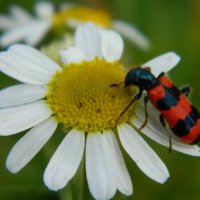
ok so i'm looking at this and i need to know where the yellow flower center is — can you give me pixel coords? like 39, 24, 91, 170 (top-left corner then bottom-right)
53, 6, 111, 28
47, 58, 138, 132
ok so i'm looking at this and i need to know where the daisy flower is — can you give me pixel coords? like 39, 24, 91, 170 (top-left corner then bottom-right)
0, 23, 199, 200
0, 1, 150, 49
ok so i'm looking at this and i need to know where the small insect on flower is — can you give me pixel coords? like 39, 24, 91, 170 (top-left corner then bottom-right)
111, 63, 200, 150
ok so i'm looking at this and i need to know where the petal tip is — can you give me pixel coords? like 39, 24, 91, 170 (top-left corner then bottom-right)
5, 160, 18, 174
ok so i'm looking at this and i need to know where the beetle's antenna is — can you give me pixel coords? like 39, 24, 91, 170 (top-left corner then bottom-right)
127, 56, 133, 66
115, 90, 143, 125
110, 81, 124, 87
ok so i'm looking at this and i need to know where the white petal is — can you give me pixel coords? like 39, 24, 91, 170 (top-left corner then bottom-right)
0, 84, 48, 108
0, 25, 34, 47
142, 52, 181, 77
118, 123, 169, 183
8, 44, 61, 72
100, 30, 123, 62
75, 22, 102, 60
0, 7, 33, 46
0, 15, 15, 30
86, 132, 116, 200
35, 1, 54, 18
25, 20, 52, 46
44, 129, 85, 191
0, 100, 52, 135
0, 44, 61, 85
60, 46, 86, 64
6, 117, 57, 173
104, 130, 133, 196
111, 20, 150, 50
132, 105, 200, 156
10, 6, 32, 23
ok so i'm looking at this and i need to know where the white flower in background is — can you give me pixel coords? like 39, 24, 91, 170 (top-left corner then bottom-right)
0, 23, 199, 200
0, 2, 53, 47
41, 34, 74, 64
0, 1, 150, 49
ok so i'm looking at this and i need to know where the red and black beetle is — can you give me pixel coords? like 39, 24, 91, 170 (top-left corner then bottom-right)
111, 67, 200, 147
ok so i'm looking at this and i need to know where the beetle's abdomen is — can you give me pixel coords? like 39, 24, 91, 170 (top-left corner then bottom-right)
147, 76, 200, 144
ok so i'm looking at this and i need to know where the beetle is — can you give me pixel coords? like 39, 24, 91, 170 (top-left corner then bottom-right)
111, 67, 200, 148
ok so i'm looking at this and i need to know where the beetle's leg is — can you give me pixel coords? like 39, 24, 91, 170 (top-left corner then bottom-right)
181, 86, 190, 97
159, 114, 172, 153
157, 72, 165, 79
159, 114, 166, 127
116, 90, 143, 125
139, 96, 149, 130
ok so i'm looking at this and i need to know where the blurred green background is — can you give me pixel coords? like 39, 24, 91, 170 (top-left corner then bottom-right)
0, 0, 200, 200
